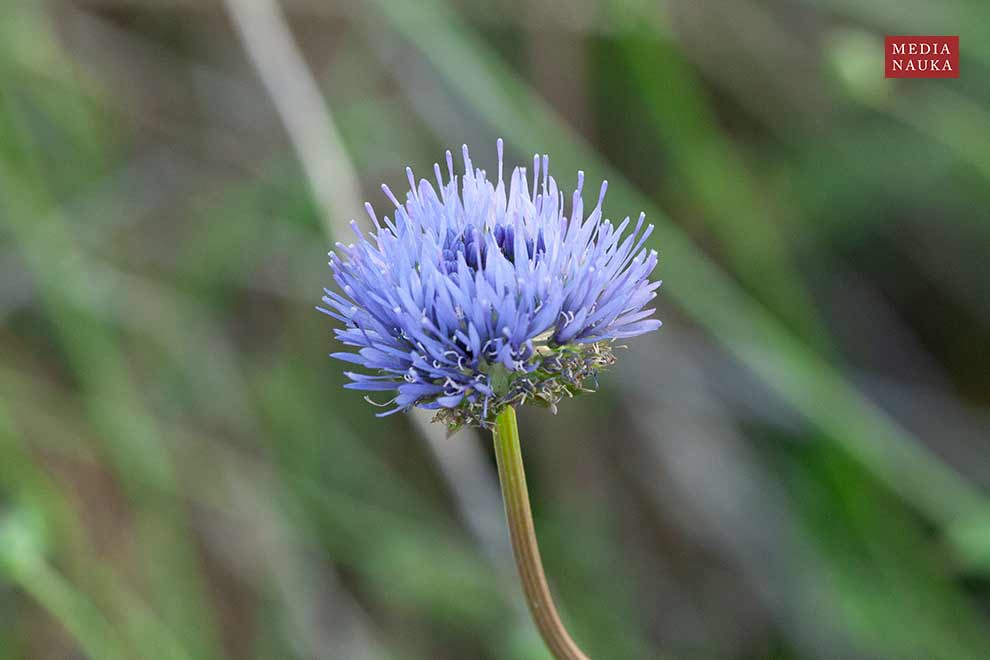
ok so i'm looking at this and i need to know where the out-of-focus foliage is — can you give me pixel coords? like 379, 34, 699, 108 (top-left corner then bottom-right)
1, 1, 988, 658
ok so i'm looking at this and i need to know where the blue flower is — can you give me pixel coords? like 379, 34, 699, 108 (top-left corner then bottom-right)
319, 141, 661, 429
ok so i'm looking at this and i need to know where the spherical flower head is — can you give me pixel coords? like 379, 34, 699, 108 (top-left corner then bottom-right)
319, 141, 662, 430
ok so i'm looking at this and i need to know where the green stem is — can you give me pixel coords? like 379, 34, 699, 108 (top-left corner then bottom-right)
492, 406, 590, 660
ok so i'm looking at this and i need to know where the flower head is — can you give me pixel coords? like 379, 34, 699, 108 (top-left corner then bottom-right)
319, 141, 661, 429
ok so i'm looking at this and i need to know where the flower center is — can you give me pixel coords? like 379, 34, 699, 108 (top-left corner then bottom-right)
441, 224, 546, 273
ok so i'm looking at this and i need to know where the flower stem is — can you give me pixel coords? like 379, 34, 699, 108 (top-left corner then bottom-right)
492, 406, 590, 660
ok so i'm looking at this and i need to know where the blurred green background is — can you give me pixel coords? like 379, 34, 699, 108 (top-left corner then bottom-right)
1, 1, 989, 658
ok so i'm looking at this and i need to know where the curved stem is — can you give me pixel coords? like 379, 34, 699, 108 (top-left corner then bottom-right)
492, 406, 590, 660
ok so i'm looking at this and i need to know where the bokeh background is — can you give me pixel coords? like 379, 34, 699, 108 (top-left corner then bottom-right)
2, 1, 989, 658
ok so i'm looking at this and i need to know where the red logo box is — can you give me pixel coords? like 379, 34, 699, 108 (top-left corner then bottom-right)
885, 36, 959, 78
